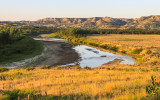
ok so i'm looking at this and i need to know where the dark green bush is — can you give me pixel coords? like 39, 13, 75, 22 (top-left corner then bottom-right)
121, 50, 126, 54
146, 76, 159, 95
140, 68, 149, 72
109, 46, 119, 52
13, 72, 23, 79
151, 61, 158, 65
124, 68, 135, 72
153, 67, 159, 72
100, 44, 107, 49
131, 48, 143, 54
146, 50, 152, 54
57, 67, 61, 70
72, 65, 81, 69
0, 67, 9, 72
124, 68, 129, 72
106, 68, 111, 70
2, 89, 37, 100
26, 66, 35, 71
40, 65, 51, 69
84, 66, 92, 70
0, 74, 8, 80
89, 42, 99, 47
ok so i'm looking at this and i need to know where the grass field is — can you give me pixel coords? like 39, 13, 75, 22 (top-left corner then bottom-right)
87, 34, 160, 48
87, 34, 160, 66
1, 34, 160, 100
0, 66, 159, 100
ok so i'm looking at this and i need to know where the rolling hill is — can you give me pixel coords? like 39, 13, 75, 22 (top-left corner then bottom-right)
1, 15, 160, 29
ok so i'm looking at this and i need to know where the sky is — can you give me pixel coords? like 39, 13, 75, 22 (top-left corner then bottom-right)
0, 0, 160, 21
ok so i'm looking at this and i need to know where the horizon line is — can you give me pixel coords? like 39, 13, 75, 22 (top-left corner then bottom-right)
0, 15, 159, 22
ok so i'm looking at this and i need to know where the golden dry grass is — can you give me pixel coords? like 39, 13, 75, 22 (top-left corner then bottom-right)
0, 66, 159, 100
1, 34, 160, 99
87, 34, 160, 66
88, 34, 160, 48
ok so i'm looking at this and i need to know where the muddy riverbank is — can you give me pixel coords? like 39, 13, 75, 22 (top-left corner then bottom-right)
4, 39, 80, 68
38, 41, 79, 66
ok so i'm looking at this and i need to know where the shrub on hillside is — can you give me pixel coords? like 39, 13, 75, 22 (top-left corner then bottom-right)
2, 89, 37, 100
84, 66, 92, 70
152, 67, 159, 72
40, 65, 51, 69
89, 42, 99, 47
100, 44, 107, 49
121, 50, 126, 54
110, 46, 119, 52
69, 64, 81, 69
146, 50, 152, 54
57, 67, 61, 70
26, 66, 35, 71
0, 67, 9, 72
131, 48, 143, 54
146, 76, 159, 99
0, 74, 7, 81
151, 61, 158, 66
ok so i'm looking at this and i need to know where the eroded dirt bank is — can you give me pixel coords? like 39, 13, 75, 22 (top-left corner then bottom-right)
38, 41, 79, 66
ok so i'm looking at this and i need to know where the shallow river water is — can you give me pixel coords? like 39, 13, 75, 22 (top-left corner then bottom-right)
68, 45, 136, 67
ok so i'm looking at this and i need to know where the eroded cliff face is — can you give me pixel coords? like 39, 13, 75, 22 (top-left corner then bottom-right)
123, 15, 160, 29
2, 15, 160, 29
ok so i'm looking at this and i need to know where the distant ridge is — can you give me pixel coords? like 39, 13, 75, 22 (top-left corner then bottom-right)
1, 15, 160, 29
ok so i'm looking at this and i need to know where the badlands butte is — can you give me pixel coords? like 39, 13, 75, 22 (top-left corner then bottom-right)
1, 15, 160, 29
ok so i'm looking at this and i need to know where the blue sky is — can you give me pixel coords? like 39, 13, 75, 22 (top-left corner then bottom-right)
0, 0, 160, 21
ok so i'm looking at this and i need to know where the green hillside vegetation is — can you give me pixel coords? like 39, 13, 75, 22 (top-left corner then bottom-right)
50, 28, 160, 38
0, 27, 43, 65
21, 26, 60, 36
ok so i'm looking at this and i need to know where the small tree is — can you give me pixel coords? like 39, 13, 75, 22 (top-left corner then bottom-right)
146, 76, 159, 95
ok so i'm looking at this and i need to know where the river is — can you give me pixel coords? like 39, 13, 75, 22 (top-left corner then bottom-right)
35, 37, 136, 68
69, 45, 136, 67
4, 37, 136, 68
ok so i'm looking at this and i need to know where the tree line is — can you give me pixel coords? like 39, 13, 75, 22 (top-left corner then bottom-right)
1, 26, 160, 46
55, 28, 160, 38
21, 26, 60, 36
0, 27, 24, 46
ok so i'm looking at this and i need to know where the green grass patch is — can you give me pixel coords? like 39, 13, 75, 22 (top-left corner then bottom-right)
2, 89, 38, 100
0, 37, 44, 65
